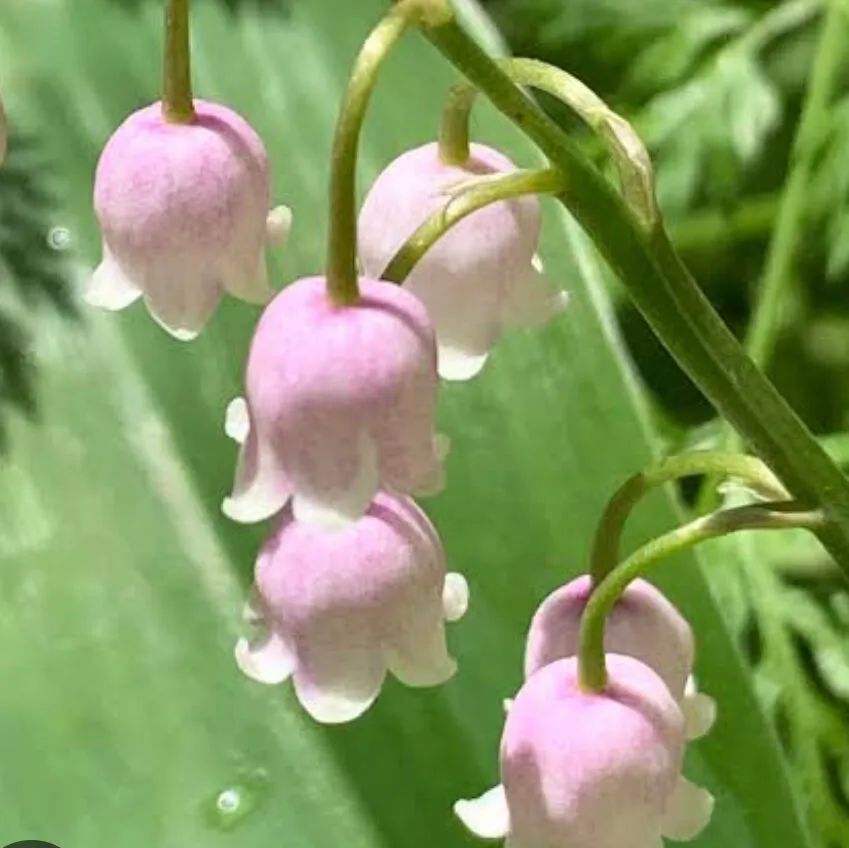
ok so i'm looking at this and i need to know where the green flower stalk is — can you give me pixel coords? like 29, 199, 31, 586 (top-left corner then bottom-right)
162, 0, 195, 124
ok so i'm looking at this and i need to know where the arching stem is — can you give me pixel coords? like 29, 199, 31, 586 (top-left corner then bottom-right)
326, 1, 450, 304
438, 57, 657, 230
579, 501, 825, 691
590, 452, 788, 584
382, 167, 566, 283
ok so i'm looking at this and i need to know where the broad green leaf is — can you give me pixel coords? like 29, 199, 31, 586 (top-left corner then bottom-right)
0, 1, 812, 847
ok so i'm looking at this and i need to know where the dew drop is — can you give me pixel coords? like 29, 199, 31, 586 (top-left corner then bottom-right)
204, 767, 270, 831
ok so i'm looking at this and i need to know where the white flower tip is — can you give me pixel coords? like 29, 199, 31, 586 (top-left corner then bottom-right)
531, 253, 545, 273
221, 490, 284, 524
224, 397, 250, 444
168, 325, 200, 342
144, 298, 205, 341
434, 432, 452, 462
294, 680, 382, 725
414, 460, 447, 499
234, 635, 294, 685
443, 572, 470, 622
682, 691, 717, 741
454, 785, 510, 840
502, 698, 514, 714
662, 777, 715, 842
419, 654, 459, 688
266, 205, 293, 246
438, 346, 490, 382
85, 259, 142, 312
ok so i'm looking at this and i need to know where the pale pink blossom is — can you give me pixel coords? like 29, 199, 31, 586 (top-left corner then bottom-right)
235, 492, 469, 723
524, 575, 715, 739
223, 276, 445, 528
455, 655, 714, 847
87, 100, 289, 339
358, 142, 567, 380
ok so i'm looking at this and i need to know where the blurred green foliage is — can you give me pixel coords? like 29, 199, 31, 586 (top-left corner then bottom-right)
490, 0, 849, 435
0, 130, 74, 445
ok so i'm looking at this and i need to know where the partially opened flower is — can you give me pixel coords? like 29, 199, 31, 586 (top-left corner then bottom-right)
358, 142, 567, 380
524, 575, 715, 739
235, 491, 469, 723
87, 100, 290, 339
455, 655, 714, 847
223, 275, 445, 528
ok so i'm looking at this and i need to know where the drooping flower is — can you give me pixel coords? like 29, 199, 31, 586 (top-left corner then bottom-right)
87, 100, 290, 340
223, 275, 445, 528
455, 655, 714, 847
358, 142, 568, 381
235, 491, 469, 724
524, 575, 715, 739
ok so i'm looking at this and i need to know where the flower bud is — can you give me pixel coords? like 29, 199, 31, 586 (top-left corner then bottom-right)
358, 142, 567, 380
88, 100, 289, 339
455, 655, 714, 847
235, 492, 468, 723
223, 276, 444, 528
524, 575, 715, 739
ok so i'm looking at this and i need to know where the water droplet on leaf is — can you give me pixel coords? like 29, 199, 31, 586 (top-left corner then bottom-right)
204, 767, 270, 831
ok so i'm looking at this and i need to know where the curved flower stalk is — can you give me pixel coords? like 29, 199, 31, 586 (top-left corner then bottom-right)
524, 575, 715, 740
358, 142, 567, 380
223, 276, 445, 528
87, 99, 289, 339
455, 656, 714, 847
235, 491, 469, 723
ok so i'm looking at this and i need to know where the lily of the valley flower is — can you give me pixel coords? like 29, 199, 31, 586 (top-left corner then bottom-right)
223, 276, 445, 528
455, 655, 714, 847
524, 575, 715, 739
235, 491, 469, 724
88, 100, 290, 339
358, 142, 567, 381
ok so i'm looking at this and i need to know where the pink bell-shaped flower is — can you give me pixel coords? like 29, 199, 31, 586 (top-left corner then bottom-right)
223, 275, 445, 528
358, 142, 568, 381
87, 100, 290, 340
524, 575, 715, 740
455, 655, 714, 847
235, 491, 469, 723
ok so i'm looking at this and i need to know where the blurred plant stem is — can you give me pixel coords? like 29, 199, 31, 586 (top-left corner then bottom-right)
696, 0, 849, 505
745, 0, 849, 370
739, 0, 822, 53
670, 195, 778, 253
